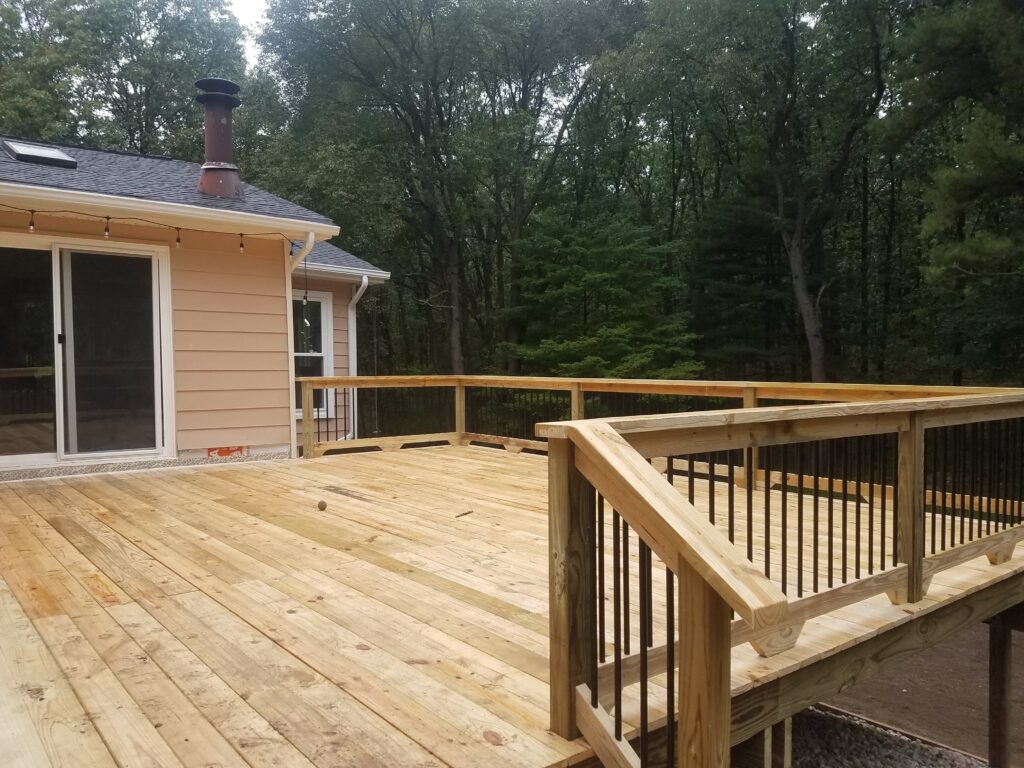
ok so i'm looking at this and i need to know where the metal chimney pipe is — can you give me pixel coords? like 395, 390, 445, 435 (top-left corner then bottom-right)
195, 76, 243, 198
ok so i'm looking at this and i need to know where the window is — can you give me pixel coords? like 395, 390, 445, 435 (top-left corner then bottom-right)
3, 140, 78, 168
293, 291, 333, 416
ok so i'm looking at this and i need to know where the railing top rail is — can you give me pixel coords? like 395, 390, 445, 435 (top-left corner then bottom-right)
569, 421, 790, 630
298, 374, 1016, 400
537, 391, 1024, 441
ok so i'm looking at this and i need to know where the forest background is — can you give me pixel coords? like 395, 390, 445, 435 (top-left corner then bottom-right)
3, 0, 1021, 384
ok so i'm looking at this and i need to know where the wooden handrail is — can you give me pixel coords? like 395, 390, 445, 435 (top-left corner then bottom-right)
537, 392, 1024, 443
297, 374, 1014, 401
569, 421, 789, 630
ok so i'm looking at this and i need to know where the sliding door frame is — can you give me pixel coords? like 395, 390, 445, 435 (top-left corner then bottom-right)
0, 231, 175, 467
53, 239, 175, 462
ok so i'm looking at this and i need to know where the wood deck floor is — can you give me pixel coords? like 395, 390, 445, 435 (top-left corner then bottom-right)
1, 444, 1022, 768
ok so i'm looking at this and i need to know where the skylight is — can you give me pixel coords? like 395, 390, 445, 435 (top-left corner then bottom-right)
3, 140, 77, 169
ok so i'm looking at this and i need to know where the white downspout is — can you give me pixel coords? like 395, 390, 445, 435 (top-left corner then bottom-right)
289, 231, 317, 272
347, 274, 370, 438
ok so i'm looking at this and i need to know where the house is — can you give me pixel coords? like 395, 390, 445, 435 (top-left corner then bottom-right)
0, 77, 388, 472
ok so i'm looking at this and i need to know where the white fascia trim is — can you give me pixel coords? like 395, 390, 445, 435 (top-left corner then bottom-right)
0, 181, 340, 239
302, 263, 391, 283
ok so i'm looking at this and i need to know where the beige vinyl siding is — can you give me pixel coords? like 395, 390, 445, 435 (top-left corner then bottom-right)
0, 212, 299, 457
172, 234, 292, 452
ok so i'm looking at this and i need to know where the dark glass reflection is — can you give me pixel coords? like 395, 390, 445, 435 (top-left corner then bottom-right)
64, 252, 156, 453
0, 248, 55, 456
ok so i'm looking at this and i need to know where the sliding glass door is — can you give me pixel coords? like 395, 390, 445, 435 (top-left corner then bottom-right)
0, 248, 56, 458
59, 251, 160, 456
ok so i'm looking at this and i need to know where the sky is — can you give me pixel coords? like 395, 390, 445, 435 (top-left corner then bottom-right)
229, 0, 269, 66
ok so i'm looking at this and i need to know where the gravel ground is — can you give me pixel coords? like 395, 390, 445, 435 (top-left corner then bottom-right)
794, 708, 984, 768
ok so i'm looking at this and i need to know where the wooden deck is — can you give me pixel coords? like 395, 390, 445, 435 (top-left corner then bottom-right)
1, 444, 1023, 767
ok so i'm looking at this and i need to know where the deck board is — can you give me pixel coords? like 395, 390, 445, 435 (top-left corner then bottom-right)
0, 444, 1021, 767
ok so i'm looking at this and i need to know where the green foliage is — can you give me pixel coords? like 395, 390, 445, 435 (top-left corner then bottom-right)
514, 214, 700, 378
1, 0, 1021, 386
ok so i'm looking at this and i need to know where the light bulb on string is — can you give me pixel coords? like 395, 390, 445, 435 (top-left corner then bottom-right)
175, 228, 182, 249
28, 210, 35, 233
103, 217, 110, 238
239, 233, 245, 254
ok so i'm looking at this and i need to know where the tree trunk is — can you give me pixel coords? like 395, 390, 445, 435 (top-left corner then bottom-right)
784, 235, 828, 382
447, 251, 465, 374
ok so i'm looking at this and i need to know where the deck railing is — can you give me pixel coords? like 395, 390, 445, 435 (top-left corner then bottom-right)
536, 391, 1024, 767
296, 375, 1005, 458
295, 375, 1022, 765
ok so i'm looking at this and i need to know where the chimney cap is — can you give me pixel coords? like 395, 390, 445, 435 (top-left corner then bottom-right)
196, 76, 241, 95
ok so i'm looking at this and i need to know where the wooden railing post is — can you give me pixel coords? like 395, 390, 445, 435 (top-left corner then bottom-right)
679, 555, 732, 767
743, 386, 759, 490
301, 380, 314, 458
454, 382, 466, 436
548, 436, 596, 739
570, 382, 584, 420
890, 412, 926, 604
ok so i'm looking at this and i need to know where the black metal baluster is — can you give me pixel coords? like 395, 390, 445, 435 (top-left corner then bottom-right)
927, 428, 937, 555
764, 445, 772, 581
868, 435, 876, 574
746, 447, 755, 562
688, 456, 695, 504
623, 521, 631, 656
971, 422, 980, 541
855, 437, 863, 578
781, 444, 789, 594
986, 421, 993, 534
828, 440, 836, 588
728, 451, 736, 544
797, 443, 805, 597
665, 567, 675, 767
613, 510, 622, 741
880, 435, 888, 570
1011, 421, 1019, 528
667, 456, 675, 487
892, 434, 900, 568
958, 424, 967, 546
708, 452, 717, 526
598, 494, 606, 664
941, 427, 949, 550
589, 487, 599, 708
639, 542, 649, 765
813, 440, 821, 592
841, 438, 849, 584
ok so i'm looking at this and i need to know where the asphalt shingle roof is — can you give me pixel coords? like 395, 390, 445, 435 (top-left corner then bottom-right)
305, 239, 388, 276
0, 135, 333, 225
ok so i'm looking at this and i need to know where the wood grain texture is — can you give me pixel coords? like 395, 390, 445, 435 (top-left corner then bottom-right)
1, 446, 1023, 768
678, 555, 731, 768
569, 421, 789, 630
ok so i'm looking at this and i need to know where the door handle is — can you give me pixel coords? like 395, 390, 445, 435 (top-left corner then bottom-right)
57, 333, 65, 344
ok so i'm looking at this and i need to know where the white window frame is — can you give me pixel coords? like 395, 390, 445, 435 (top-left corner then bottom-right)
292, 289, 334, 419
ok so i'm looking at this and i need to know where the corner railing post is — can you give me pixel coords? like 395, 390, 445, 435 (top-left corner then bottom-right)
743, 386, 759, 489
891, 412, 926, 603
548, 436, 596, 739
301, 380, 314, 458
679, 555, 732, 767
455, 382, 466, 438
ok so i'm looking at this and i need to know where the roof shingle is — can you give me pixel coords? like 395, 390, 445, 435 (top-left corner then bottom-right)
0, 136, 332, 225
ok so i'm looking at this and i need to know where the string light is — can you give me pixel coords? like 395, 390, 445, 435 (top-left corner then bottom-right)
238, 233, 245, 254
0, 200, 309, 252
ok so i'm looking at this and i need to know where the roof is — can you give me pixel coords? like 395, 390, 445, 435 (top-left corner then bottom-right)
0, 135, 332, 227
304, 239, 389, 279
303, 241, 387, 278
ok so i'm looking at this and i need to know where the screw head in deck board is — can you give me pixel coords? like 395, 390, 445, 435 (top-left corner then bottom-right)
317, 500, 327, 511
